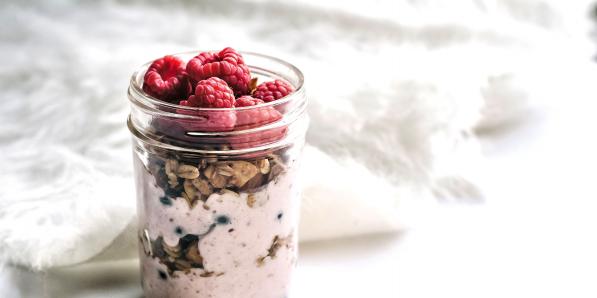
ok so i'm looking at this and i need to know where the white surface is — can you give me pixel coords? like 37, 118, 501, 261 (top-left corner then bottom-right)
297, 109, 597, 298
2, 102, 597, 297
0, 0, 502, 269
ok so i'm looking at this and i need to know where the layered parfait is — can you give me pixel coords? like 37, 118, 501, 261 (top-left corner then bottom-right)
129, 47, 305, 298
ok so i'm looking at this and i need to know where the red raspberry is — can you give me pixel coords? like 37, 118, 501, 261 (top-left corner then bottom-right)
187, 77, 235, 108
192, 51, 218, 65
230, 96, 285, 149
252, 80, 294, 102
153, 110, 236, 137
143, 55, 192, 102
186, 47, 251, 96
175, 99, 236, 132
219, 47, 245, 65
234, 95, 264, 107
234, 96, 281, 127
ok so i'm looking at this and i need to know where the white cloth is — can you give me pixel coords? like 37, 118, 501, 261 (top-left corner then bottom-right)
0, 0, 593, 270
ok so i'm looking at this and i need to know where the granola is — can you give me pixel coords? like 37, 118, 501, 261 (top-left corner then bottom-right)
147, 150, 288, 209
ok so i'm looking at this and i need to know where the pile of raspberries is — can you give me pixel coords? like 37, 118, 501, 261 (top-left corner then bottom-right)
142, 47, 294, 132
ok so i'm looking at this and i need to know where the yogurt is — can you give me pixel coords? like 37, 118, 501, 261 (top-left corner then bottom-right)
134, 147, 300, 298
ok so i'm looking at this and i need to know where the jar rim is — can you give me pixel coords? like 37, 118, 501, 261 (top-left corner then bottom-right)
128, 51, 305, 113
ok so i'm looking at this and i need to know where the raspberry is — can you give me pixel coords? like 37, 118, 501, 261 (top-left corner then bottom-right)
188, 77, 235, 108
143, 55, 192, 102
172, 99, 236, 132
230, 96, 285, 149
185, 111, 236, 132
234, 96, 281, 127
219, 47, 245, 65
234, 95, 264, 107
252, 80, 294, 102
153, 109, 236, 138
186, 47, 251, 96
192, 51, 218, 65
179, 100, 190, 106
155, 100, 236, 135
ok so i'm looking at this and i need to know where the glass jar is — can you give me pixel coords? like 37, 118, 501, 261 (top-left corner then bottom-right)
127, 52, 308, 298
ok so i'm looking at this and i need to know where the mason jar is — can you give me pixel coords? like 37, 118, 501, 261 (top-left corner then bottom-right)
127, 52, 308, 298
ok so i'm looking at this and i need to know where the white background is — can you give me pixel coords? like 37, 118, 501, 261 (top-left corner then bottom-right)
1, 0, 597, 297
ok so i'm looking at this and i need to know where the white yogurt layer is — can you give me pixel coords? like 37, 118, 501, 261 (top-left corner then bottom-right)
136, 156, 301, 298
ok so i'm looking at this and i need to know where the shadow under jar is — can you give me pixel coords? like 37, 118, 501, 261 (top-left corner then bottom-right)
127, 52, 308, 298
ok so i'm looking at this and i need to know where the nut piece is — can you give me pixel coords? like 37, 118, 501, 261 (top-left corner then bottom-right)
165, 159, 179, 176
183, 179, 197, 199
245, 192, 268, 207
177, 164, 200, 179
165, 159, 180, 187
210, 175, 228, 188
182, 192, 199, 209
256, 159, 270, 174
185, 241, 203, 264
246, 193, 256, 208
256, 234, 292, 267
203, 165, 214, 178
192, 178, 213, 196
228, 161, 259, 187
175, 259, 191, 271
242, 173, 264, 190
204, 165, 229, 188
216, 164, 234, 177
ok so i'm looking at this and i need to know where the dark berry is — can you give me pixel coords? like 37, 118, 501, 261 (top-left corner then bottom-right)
158, 270, 168, 280
175, 226, 183, 235
215, 215, 230, 225
159, 196, 172, 206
